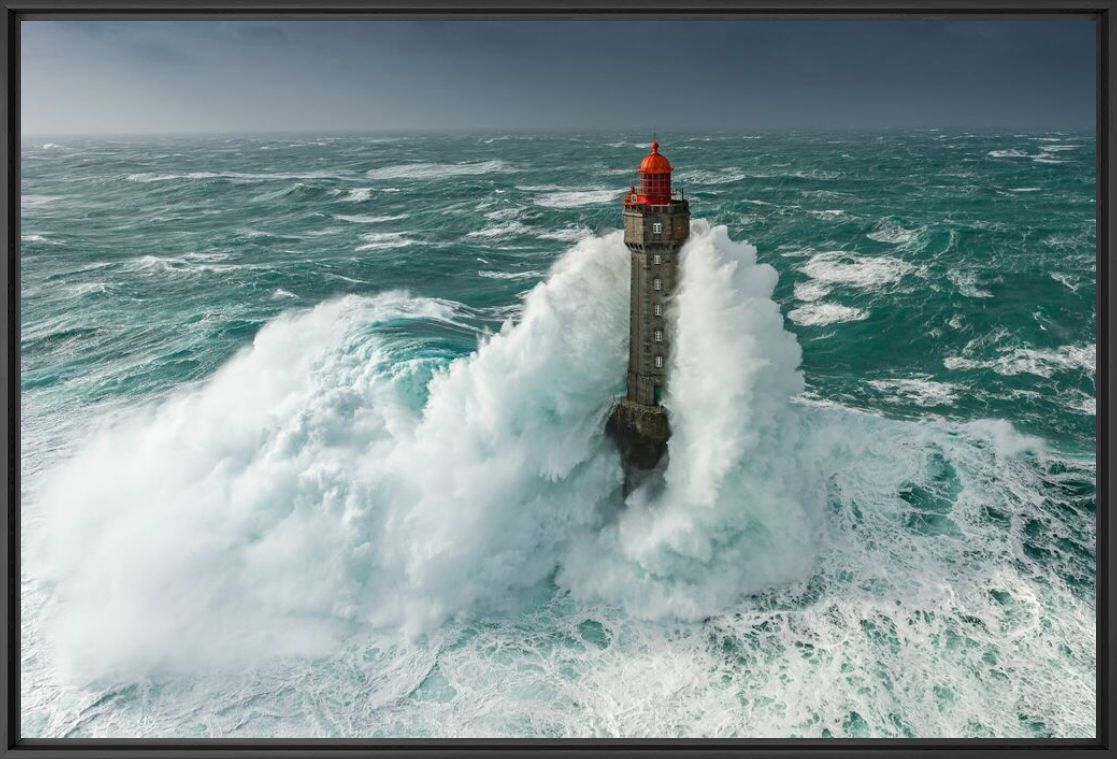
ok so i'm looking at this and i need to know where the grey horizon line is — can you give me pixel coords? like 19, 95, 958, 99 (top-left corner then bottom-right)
20, 125, 1098, 139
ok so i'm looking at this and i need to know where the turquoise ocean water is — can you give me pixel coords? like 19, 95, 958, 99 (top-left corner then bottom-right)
20, 132, 1095, 738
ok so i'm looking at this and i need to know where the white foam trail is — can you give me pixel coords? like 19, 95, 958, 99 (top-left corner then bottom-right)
788, 303, 870, 326
466, 221, 531, 239
366, 160, 509, 181
341, 188, 372, 202
945, 344, 1095, 378
949, 271, 993, 299
334, 213, 409, 224
538, 227, 592, 242
477, 269, 543, 280
355, 232, 415, 251
126, 170, 358, 183
533, 190, 619, 208
867, 378, 958, 407
798, 250, 913, 292
867, 219, 925, 250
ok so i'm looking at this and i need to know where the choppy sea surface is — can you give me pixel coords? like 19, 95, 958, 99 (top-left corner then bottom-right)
20, 132, 1096, 738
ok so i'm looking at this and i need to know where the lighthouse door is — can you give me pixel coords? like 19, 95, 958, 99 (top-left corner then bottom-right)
653, 385, 664, 405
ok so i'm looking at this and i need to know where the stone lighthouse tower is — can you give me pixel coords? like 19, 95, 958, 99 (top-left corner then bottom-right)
606, 139, 690, 473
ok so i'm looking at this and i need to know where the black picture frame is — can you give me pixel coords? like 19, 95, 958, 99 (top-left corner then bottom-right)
1, 2, 1111, 757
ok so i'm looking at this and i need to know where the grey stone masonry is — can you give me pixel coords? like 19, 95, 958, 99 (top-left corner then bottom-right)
621, 200, 690, 407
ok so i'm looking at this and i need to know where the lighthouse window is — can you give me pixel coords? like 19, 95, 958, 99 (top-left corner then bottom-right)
654, 355, 664, 368
654, 330, 663, 342
654, 303, 663, 316
653, 253, 662, 265
653, 278, 662, 291
652, 222, 663, 235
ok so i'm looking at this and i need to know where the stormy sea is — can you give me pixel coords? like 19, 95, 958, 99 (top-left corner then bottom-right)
20, 132, 1096, 738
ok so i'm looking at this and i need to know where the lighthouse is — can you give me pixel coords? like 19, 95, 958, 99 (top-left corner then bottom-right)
606, 139, 690, 474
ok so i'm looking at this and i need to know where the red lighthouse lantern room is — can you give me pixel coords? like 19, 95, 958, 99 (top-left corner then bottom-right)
627, 140, 673, 206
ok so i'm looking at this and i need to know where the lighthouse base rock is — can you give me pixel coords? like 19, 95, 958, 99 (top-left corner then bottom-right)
605, 400, 669, 473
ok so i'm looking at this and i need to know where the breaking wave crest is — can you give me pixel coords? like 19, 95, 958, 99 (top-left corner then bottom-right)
32, 222, 814, 676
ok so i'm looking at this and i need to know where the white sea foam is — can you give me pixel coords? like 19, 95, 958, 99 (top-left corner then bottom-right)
124, 252, 239, 277
535, 228, 588, 245
355, 232, 415, 251
798, 250, 913, 292
483, 207, 523, 221
533, 190, 619, 209
341, 188, 373, 202
787, 303, 870, 326
987, 149, 1029, 158
466, 221, 531, 239
949, 271, 993, 299
333, 213, 409, 224
1050, 272, 1081, 292
477, 269, 544, 280
674, 169, 747, 185
366, 160, 510, 181
126, 170, 357, 183
867, 219, 924, 249
22, 194, 64, 207
793, 279, 830, 303
1067, 392, 1096, 416
945, 344, 1095, 378
867, 378, 958, 407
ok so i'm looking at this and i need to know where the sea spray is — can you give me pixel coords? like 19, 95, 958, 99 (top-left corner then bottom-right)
561, 222, 822, 617
32, 223, 825, 677
32, 230, 629, 677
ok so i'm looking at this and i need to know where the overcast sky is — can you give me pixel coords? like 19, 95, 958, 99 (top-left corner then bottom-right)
21, 19, 1096, 136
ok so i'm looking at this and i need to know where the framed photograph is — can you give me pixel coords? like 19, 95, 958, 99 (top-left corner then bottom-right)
3, 1, 1111, 757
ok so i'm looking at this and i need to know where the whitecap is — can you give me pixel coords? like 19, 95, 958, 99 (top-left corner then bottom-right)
477, 270, 544, 280
867, 219, 924, 248
866, 378, 958, 407
945, 344, 1095, 378
807, 209, 847, 221
948, 271, 993, 299
341, 188, 372, 202
22, 194, 63, 208
533, 190, 619, 209
366, 160, 510, 181
799, 250, 913, 290
538, 227, 592, 243
355, 232, 415, 251
466, 221, 531, 239
787, 303, 869, 326
333, 213, 409, 224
